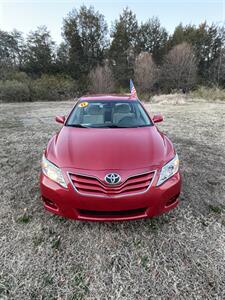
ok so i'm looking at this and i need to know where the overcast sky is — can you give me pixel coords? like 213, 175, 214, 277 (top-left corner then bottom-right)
0, 0, 224, 44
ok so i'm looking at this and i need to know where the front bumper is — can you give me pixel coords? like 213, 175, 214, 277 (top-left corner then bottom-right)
40, 168, 181, 221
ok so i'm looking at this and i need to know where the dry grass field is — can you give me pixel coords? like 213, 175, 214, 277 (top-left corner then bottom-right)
0, 97, 225, 299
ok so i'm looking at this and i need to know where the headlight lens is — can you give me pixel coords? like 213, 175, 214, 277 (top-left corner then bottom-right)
41, 155, 67, 188
157, 154, 179, 186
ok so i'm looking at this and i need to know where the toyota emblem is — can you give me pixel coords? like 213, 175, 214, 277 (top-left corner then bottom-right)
104, 173, 121, 185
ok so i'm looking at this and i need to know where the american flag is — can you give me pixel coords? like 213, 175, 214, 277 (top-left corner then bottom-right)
130, 79, 137, 98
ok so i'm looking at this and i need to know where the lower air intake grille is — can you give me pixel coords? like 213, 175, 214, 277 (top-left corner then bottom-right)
78, 207, 147, 218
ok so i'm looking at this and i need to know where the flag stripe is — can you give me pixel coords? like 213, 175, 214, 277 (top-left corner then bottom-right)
130, 79, 137, 98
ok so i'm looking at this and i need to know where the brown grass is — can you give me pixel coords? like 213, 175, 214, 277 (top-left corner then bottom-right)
190, 86, 225, 101
0, 96, 225, 299
151, 93, 187, 105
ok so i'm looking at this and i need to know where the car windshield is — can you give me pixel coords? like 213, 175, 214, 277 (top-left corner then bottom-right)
66, 100, 152, 128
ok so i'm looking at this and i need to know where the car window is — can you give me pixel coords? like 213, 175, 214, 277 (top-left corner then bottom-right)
66, 100, 152, 128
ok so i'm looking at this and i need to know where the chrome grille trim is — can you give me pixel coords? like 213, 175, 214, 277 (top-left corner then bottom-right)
67, 170, 157, 198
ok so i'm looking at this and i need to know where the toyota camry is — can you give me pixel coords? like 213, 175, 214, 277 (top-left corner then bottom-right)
40, 94, 181, 221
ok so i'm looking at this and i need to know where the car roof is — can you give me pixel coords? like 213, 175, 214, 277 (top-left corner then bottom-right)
79, 94, 138, 101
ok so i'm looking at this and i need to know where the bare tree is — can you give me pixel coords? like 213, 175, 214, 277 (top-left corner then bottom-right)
134, 52, 158, 93
209, 48, 225, 87
89, 63, 115, 93
160, 42, 197, 91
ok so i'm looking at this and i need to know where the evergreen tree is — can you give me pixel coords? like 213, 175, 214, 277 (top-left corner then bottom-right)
62, 5, 108, 80
138, 17, 168, 63
109, 7, 139, 87
24, 26, 55, 75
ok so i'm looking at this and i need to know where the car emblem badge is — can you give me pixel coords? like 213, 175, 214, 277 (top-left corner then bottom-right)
104, 173, 121, 185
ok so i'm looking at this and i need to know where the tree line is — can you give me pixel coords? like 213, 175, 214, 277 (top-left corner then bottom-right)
0, 5, 225, 101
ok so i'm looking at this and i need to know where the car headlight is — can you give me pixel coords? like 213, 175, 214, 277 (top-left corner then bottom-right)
41, 155, 67, 188
157, 154, 179, 186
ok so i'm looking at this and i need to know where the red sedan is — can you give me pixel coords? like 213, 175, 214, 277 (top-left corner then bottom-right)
40, 94, 181, 221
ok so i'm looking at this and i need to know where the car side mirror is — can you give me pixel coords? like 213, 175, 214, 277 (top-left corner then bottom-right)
153, 114, 163, 123
55, 115, 65, 124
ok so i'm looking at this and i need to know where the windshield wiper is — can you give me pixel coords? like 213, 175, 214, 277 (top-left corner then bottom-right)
67, 124, 89, 128
105, 125, 148, 128
103, 124, 130, 128
67, 124, 146, 128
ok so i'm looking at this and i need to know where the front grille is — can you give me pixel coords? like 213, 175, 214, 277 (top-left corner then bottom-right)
69, 171, 155, 197
78, 207, 147, 218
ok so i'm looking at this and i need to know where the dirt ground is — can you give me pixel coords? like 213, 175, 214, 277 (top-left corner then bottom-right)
0, 98, 225, 299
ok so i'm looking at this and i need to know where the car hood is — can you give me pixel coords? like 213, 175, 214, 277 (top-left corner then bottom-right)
46, 126, 175, 171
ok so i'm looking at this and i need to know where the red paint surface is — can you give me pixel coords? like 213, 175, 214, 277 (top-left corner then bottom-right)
40, 95, 181, 221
